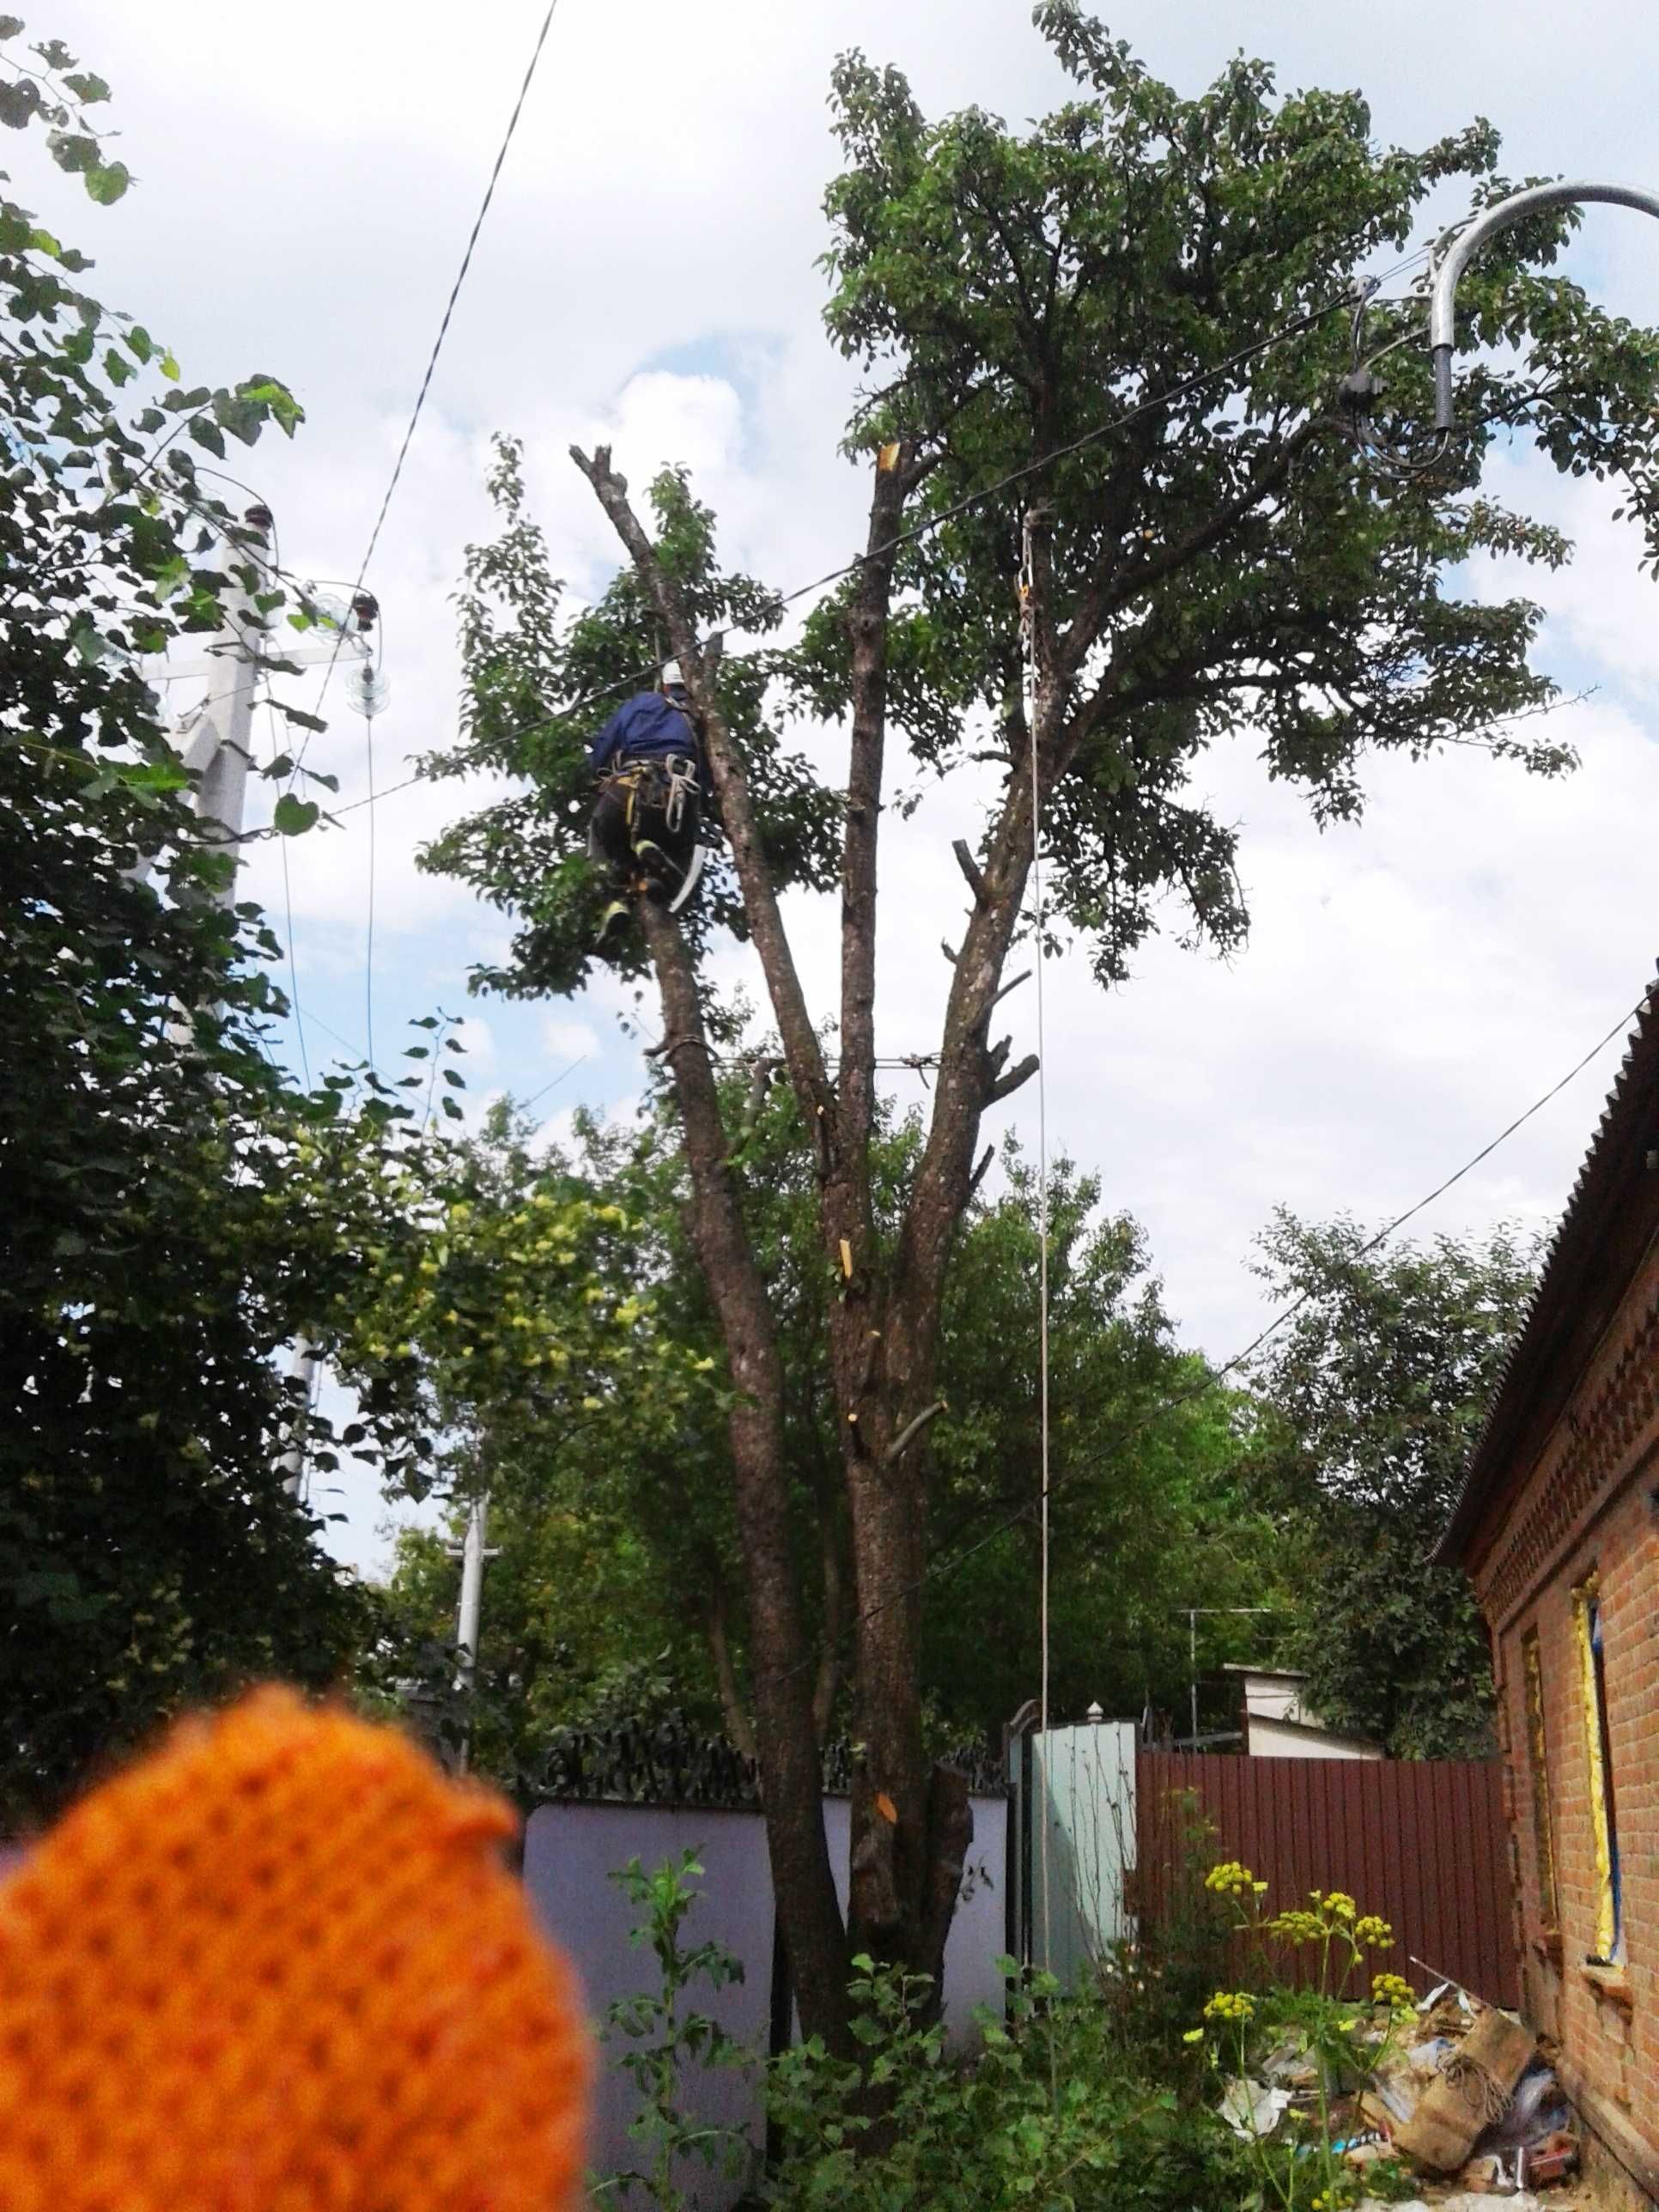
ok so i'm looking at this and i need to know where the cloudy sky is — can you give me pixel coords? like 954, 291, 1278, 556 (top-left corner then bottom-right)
33, 1, 1659, 1575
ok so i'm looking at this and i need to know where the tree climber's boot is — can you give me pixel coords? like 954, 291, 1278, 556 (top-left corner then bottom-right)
632, 838, 678, 906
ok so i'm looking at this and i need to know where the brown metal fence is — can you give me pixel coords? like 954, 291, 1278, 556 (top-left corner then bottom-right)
1135, 1752, 1517, 2008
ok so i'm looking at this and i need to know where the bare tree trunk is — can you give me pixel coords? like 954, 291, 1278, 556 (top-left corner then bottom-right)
631, 890, 850, 2051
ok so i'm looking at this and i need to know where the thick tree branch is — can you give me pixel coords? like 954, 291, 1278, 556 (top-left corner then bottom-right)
951, 838, 988, 907
987, 1052, 1040, 1104
888, 503, 1064, 1377
884, 1399, 947, 1466
841, 440, 922, 1170
570, 444, 834, 1136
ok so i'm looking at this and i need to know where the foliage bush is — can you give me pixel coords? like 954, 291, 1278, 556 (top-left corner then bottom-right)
765, 1956, 1238, 2212
598, 1850, 1443, 2212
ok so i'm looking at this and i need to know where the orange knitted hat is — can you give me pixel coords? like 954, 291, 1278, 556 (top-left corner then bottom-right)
0, 1687, 589, 2212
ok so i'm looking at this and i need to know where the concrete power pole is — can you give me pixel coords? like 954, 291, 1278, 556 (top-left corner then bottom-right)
447, 1496, 500, 1772
142, 508, 375, 1504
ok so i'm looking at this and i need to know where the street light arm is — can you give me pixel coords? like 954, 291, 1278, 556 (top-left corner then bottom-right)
1430, 180, 1659, 428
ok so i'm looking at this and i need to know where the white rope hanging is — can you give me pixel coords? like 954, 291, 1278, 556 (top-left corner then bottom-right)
1018, 509, 1054, 1980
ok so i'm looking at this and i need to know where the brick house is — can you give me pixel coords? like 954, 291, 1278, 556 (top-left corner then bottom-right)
1441, 987, 1659, 2205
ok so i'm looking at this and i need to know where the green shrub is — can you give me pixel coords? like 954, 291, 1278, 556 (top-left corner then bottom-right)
593, 1850, 757, 2210
764, 1954, 1240, 2212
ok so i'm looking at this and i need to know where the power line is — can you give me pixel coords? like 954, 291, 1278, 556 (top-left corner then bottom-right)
299, 0, 563, 751
356, 0, 563, 591
760, 981, 1654, 1688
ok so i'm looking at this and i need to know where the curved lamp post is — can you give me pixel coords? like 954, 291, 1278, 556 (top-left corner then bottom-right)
1430, 180, 1659, 429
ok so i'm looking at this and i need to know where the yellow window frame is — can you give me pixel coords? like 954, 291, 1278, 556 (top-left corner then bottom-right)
1571, 1573, 1620, 1963
1521, 1630, 1559, 1935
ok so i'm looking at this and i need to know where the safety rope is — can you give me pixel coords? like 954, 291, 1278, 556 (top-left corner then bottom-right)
1018, 510, 1054, 1986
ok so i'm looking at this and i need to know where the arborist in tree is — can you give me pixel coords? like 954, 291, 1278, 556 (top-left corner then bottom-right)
587, 659, 708, 949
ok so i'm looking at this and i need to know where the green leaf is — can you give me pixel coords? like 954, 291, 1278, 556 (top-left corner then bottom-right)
47, 127, 96, 173
187, 416, 226, 460
124, 325, 152, 364
240, 374, 302, 437
440, 1097, 465, 1121
211, 390, 263, 446
0, 76, 40, 128
270, 702, 325, 733
64, 71, 110, 104
103, 346, 132, 387
84, 159, 131, 205
271, 793, 319, 836
159, 348, 179, 381
117, 759, 189, 794
0, 18, 25, 40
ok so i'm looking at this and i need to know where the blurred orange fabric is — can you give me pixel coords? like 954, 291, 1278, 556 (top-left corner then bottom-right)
0, 1687, 589, 2212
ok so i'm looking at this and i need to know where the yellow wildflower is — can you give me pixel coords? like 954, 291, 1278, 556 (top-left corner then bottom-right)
1201, 1990, 1255, 2024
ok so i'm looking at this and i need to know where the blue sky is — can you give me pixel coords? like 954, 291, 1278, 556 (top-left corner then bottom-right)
33, 0, 1659, 1577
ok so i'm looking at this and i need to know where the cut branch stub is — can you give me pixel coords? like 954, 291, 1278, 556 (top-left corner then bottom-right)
988, 1052, 1040, 1105
951, 838, 988, 908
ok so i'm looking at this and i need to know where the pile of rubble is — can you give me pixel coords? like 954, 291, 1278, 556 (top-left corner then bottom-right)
1219, 1978, 1580, 2211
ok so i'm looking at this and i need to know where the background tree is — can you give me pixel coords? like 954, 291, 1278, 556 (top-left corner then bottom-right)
0, 21, 432, 1824
425, 5, 1659, 2041
1246, 1211, 1537, 1756
377, 1089, 1297, 1791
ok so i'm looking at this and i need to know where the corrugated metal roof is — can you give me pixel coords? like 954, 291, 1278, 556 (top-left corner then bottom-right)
1438, 981, 1659, 1565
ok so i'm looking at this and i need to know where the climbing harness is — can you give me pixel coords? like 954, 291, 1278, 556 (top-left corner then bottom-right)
589, 749, 706, 942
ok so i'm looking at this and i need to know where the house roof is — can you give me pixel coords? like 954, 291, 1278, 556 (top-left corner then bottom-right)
1219, 1664, 1308, 1682
1438, 981, 1659, 1571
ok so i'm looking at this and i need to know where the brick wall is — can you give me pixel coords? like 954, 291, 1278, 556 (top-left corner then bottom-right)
1472, 1234, 1659, 2200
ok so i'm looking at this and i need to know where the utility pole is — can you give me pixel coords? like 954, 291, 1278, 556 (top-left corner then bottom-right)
447, 1495, 500, 1772
140, 507, 379, 1506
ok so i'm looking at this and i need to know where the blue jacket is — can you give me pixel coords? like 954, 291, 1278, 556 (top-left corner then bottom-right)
588, 692, 701, 775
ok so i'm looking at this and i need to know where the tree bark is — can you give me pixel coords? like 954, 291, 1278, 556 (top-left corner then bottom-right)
571, 439, 986, 2033
631, 890, 851, 2051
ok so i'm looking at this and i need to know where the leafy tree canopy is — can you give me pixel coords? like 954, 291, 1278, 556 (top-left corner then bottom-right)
1246, 1211, 1537, 1756
0, 21, 428, 1822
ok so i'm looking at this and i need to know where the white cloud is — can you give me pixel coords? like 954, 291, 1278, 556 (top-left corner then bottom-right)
542, 1015, 601, 1063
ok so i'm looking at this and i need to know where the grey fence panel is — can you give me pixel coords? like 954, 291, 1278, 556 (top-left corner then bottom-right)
524, 1802, 775, 2205
524, 1794, 1007, 2207
817, 1796, 1009, 2028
